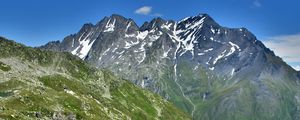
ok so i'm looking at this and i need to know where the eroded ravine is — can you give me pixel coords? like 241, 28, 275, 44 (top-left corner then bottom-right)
173, 63, 196, 118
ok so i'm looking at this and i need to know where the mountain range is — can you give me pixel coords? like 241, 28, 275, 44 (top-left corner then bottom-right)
2, 13, 300, 120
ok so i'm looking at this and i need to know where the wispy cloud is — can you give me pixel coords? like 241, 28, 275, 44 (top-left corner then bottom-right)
135, 6, 152, 15
135, 6, 162, 17
263, 33, 300, 70
253, 0, 262, 7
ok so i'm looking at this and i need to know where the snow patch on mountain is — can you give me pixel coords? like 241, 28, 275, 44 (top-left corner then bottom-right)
71, 32, 95, 59
137, 31, 149, 40
125, 34, 136, 38
161, 22, 173, 30
204, 48, 214, 52
213, 50, 227, 64
229, 42, 241, 51
231, 68, 235, 76
225, 42, 241, 57
162, 48, 171, 58
104, 18, 116, 32
125, 21, 132, 32
137, 42, 147, 64
124, 40, 139, 49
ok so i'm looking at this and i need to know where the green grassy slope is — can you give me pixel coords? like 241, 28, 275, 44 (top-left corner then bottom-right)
0, 37, 190, 120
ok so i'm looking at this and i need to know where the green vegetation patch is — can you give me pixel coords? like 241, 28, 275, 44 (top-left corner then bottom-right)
0, 79, 24, 91
0, 61, 11, 71
38, 75, 89, 94
111, 81, 191, 120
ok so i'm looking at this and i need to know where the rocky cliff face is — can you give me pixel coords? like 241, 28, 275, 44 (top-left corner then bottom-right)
41, 14, 300, 119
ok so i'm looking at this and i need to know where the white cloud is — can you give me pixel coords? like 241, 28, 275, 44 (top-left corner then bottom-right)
263, 33, 300, 70
135, 6, 152, 15
135, 6, 162, 17
253, 0, 262, 7
295, 65, 300, 71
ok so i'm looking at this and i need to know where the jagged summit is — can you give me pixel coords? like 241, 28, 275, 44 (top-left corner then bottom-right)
97, 13, 223, 31
40, 13, 296, 80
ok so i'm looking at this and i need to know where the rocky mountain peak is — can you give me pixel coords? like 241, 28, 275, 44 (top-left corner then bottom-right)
39, 13, 300, 119
146, 17, 167, 29
82, 23, 94, 29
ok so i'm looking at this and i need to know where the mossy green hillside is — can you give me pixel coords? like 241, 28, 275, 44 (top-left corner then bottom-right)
0, 37, 190, 120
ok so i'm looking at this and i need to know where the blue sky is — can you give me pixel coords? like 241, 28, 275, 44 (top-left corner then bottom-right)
0, 0, 299, 70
